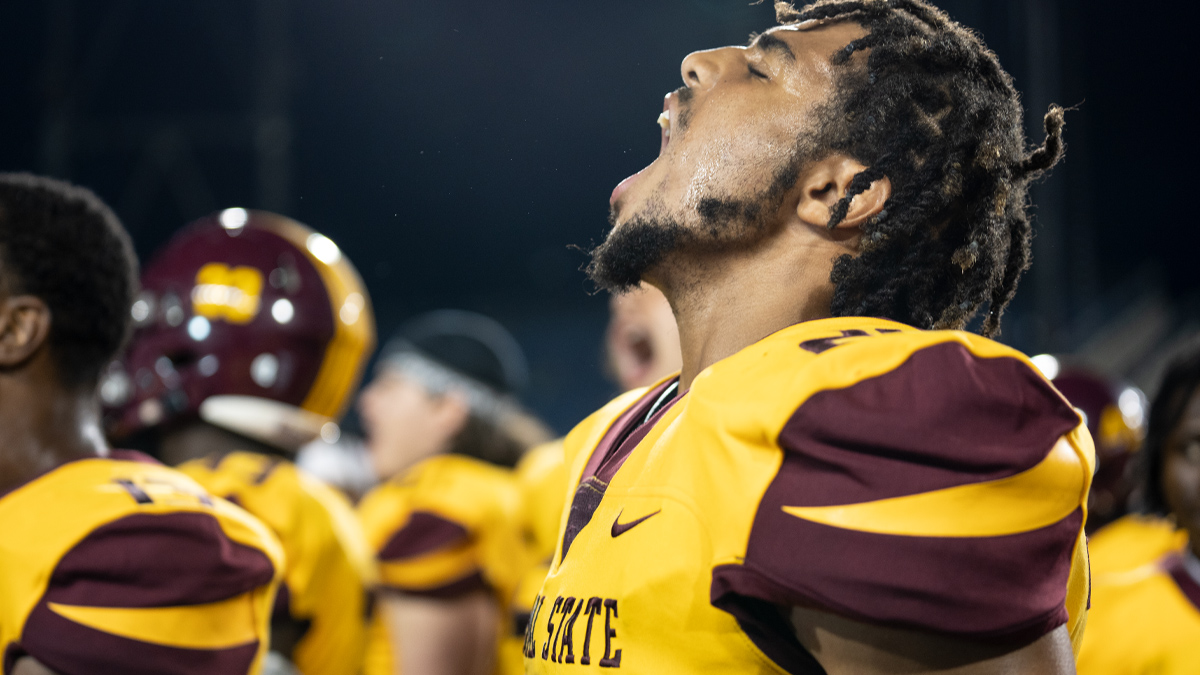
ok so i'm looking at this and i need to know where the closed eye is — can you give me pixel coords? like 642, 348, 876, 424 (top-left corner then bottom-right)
748, 64, 769, 80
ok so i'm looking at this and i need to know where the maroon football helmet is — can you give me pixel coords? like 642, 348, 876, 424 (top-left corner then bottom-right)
1033, 355, 1148, 533
103, 209, 376, 450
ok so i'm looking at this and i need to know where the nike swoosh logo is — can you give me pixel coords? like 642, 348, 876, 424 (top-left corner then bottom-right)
611, 509, 661, 537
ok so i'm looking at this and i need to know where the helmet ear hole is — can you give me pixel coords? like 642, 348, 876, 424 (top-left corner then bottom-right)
165, 350, 200, 373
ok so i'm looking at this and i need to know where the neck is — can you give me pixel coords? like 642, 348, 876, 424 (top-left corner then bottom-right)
653, 222, 840, 391
0, 373, 107, 496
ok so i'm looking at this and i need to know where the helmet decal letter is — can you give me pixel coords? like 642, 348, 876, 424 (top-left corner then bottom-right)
192, 263, 265, 324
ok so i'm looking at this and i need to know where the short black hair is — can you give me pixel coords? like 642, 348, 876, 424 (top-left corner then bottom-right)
777, 0, 1065, 336
0, 174, 138, 387
1140, 344, 1200, 515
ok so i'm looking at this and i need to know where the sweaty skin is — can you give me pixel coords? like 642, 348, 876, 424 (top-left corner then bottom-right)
609, 21, 1075, 674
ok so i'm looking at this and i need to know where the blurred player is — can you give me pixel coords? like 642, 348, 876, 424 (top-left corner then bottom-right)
357, 311, 545, 675
605, 283, 682, 391
526, 1, 1089, 672
506, 283, 683, 671
1077, 345, 1200, 672
104, 210, 377, 675
0, 175, 282, 675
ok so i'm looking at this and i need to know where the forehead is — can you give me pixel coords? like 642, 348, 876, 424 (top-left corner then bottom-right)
755, 20, 868, 62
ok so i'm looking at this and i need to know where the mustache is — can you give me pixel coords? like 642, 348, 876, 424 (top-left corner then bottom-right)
673, 86, 695, 135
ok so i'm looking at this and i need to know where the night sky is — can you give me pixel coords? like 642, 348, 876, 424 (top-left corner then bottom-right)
1, 0, 1195, 431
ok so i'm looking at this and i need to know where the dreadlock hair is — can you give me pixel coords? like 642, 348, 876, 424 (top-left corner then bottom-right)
775, 0, 1064, 336
1138, 343, 1200, 516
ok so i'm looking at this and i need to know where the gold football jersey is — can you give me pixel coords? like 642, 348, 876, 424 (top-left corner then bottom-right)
527, 317, 1094, 673
0, 455, 283, 674
1076, 551, 1200, 674
358, 453, 529, 674
179, 451, 376, 675
500, 440, 570, 675
1087, 513, 1188, 577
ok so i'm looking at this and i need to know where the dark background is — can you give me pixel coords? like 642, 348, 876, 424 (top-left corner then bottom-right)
1, 0, 1196, 432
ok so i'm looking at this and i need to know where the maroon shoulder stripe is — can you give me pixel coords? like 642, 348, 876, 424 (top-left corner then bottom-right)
45, 512, 276, 608
381, 571, 490, 599
776, 341, 1080, 505
20, 602, 259, 675
379, 511, 471, 561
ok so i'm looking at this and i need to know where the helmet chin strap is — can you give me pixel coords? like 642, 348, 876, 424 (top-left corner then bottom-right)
200, 395, 338, 453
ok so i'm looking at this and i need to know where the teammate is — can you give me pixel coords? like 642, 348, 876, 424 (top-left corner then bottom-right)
1076, 345, 1200, 673
357, 311, 544, 675
526, 1, 1090, 673
104, 210, 377, 675
0, 174, 283, 675
605, 284, 682, 391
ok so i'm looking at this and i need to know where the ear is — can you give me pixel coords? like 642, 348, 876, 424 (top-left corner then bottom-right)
795, 154, 891, 230
0, 295, 51, 369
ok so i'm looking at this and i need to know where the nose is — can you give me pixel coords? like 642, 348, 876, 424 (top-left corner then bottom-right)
680, 46, 743, 91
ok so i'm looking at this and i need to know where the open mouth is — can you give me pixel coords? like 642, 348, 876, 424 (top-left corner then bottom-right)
610, 93, 677, 207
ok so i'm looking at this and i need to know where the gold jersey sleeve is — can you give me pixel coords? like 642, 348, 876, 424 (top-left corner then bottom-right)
528, 318, 1094, 673
0, 456, 283, 675
179, 451, 376, 675
1077, 553, 1200, 674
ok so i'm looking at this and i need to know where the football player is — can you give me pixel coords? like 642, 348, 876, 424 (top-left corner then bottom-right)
1076, 345, 1200, 672
104, 210, 377, 675
356, 311, 545, 675
0, 175, 283, 675
525, 1, 1090, 673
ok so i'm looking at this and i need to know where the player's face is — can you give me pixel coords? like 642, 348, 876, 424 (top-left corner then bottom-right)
1162, 385, 1200, 552
591, 21, 866, 290
358, 370, 465, 480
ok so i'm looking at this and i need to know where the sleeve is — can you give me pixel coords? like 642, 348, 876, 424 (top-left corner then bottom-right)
372, 509, 489, 598
710, 339, 1093, 645
18, 511, 279, 675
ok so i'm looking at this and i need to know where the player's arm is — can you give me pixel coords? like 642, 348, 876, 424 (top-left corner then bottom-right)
11, 657, 61, 675
791, 608, 1076, 675
367, 505, 501, 675
381, 590, 498, 675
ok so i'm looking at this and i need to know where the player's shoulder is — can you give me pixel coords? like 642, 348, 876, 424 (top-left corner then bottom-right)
705, 316, 1045, 403
516, 439, 566, 487
704, 318, 1085, 464
182, 450, 373, 581
1089, 513, 1189, 577
359, 454, 518, 546
1082, 554, 1200, 665
0, 457, 283, 673
562, 385, 660, 467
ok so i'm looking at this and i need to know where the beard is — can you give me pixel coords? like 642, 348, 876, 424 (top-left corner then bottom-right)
586, 159, 806, 294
